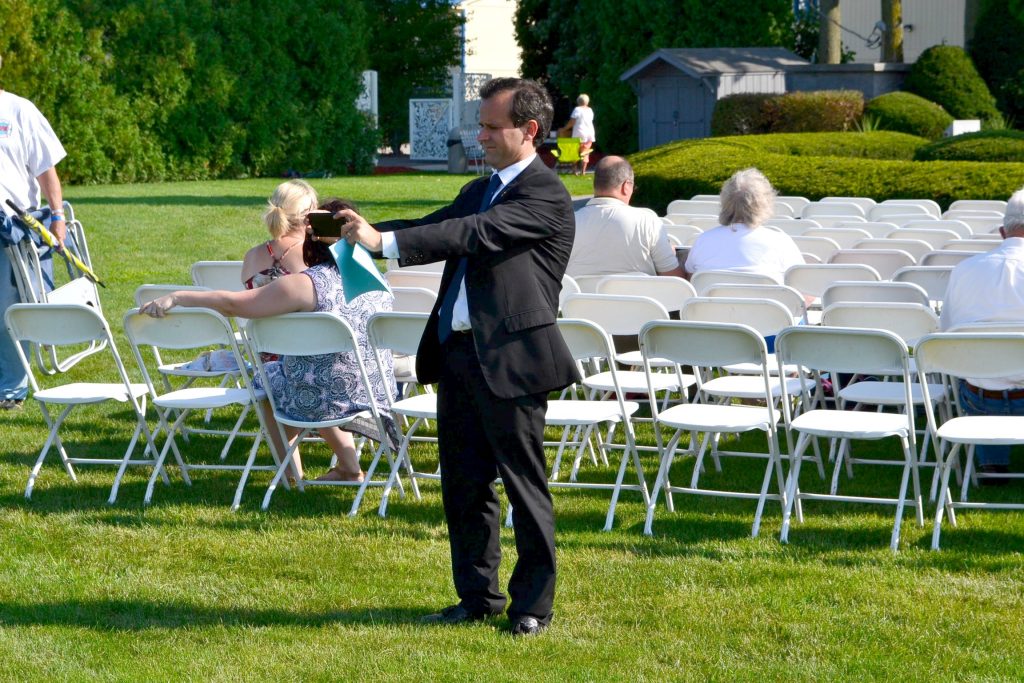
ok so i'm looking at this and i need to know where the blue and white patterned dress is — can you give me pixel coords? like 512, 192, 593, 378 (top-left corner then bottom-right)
262, 264, 396, 440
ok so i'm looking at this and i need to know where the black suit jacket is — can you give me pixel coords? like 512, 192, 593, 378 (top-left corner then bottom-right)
377, 156, 579, 399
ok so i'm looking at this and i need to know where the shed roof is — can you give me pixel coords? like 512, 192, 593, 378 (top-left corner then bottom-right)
620, 47, 809, 82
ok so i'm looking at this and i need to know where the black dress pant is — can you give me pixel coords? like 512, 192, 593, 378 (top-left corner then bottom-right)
436, 331, 556, 623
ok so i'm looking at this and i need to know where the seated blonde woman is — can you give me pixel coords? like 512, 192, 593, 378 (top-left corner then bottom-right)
142, 198, 396, 483
241, 179, 318, 290
684, 167, 804, 284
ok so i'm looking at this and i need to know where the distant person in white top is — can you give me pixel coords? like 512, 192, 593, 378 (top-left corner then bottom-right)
939, 186, 1024, 480
0, 54, 68, 410
563, 93, 595, 176
684, 168, 804, 284
567, 156, 683, 280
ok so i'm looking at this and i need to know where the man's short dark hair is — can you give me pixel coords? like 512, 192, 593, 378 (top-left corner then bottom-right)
480, 77, 553, 148
594, 157, 633, 193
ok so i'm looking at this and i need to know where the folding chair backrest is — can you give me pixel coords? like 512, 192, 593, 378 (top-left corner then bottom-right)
939, 213, 1001, 234
558, 317, 617, 363
246, 312, 358, 358
869, 205, 930, 222
822, 302, 939, 342
915, 333, 1024, 382
886, 228, 960, 249
6, 302, 110, 347
777, 326, 908, 376
802, 202, 865, 219
821, 196, 876, 212
853, 238, 931, 262
822, 280, 930, 309
778, 196, 811, 212
663, 224, 703, 244
791, 235, 840, 262
881, 198, 941, 217
920, 250, 975, 267
949, 199, 1007, 213
942, 239, 998, 253
689, 269, 779, 294
836, 221, 898, 238
762, 218, 821, 236
802, 227, 872, 249
829, 249, 915, 278
125, 307, 238, 352
561, 293, 669, 336
702, 283, 806, 320
891, 266, 952, 302
383, 270, 442, 292
666, 199, 719, 216
134, 284, 210, 307
681, 297, 794, 336
595, 274, 696, 314
391, 286, 436, 314
191, 261, 245, 292
900, 219, 971, 238
367, 312, 428, 358
785, 263, 880, 298
641, 319, 767, 370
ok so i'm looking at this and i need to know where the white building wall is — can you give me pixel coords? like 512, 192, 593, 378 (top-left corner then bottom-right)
836, 0, 966, 64
458, 0, 521, 77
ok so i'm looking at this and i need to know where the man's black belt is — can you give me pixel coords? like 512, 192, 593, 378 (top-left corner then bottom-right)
964, 382, 1024, 401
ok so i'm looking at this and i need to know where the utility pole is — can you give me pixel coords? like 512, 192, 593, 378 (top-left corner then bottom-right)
819, 0, 842, 64
881, 0, 904, 62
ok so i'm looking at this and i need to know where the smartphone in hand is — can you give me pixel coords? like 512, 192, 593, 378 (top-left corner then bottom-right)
308, 211, 343, 238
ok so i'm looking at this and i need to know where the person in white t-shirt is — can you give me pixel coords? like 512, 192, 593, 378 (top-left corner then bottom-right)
567, 155, 683, 279
0, 54, 68, 410
563, 94, 595, 176
684, 168, 804, 284
938, 186, 1024, 481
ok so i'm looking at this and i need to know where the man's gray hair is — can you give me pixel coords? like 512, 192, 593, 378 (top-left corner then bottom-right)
1004, 187, 1024, 234
593, 156, 632, 193
718, 168, 776, 228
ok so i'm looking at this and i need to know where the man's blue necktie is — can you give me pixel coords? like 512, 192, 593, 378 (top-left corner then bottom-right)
437, 173, 503, 342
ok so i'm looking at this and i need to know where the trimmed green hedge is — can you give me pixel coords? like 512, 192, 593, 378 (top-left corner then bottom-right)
864, 92, 953, 139
904, 45, 1000, 124
711, 91, 863, 136
915, 130, 1024, 162
629, 131, 1023, 215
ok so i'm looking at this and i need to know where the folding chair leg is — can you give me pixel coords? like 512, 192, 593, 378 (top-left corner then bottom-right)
603, 438, 645, 532
230, 431, 265, 511
108, 418, 150, 504
780, 432, 811, 544
25, 404, 75, 499
262, 435, 305, 510
644, 429, 684, 535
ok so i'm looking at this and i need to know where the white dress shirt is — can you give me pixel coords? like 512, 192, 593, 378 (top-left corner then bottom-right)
940, 236, 1024, 389
381, 154, 536, 332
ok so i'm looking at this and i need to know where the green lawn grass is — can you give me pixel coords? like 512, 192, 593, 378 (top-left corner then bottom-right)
2, 173, 1023, 681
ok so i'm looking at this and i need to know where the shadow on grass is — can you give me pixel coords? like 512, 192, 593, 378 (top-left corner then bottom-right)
0, 599, 432, 630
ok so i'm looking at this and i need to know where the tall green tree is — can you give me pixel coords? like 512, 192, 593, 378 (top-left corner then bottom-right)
364, 0, 463, 153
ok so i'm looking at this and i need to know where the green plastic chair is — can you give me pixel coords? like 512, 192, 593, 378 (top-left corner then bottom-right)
551, 137, 588, 174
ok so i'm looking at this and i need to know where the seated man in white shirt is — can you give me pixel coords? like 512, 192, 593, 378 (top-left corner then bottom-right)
566, 156, 684, 280
939, 186, 1024, 484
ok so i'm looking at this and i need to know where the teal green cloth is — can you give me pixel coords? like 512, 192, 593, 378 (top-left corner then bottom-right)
329, 240, 390, 302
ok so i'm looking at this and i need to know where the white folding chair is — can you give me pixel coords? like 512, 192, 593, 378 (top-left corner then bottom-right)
386, 259, 445, 273
948, 199, 1006, 213
559, 274, 581, 312
383, 270, 442, 293
663, 224, 703, 245
572, 274, 608, 293
595, 274, 696, 316
775, 326, 924, 551
247, 312, 397, 515
941, 239, 998, 253
915, 333, 1024, 550
785, 264, 881, 320
829, 249, 916, 279
869, 205, 930, 222
853, 238, 931, 262
834, 221, 899, 238
777, 196, 811, 212
920, 251, 976, 267
822, 280, 931, 309
640, 320, 786, 538
762, 218, 821, 236
367, 312, 437, 517
689, 194, 720, 202
802, 227, 872, 250
690, 269, 779, 294
666, 199, 719, 216
900, 219, 972, 239
391, 286, 436, 314
703, 283, 807, 324
802, 202, 865, 219
886, 228, 961, 250
680, 216, 723, 231
191, 260, 245, 291
941, 209, 1003, 222
821, 196, 876, 212
880, 198, 941, 217
5, 303, 153, 501
791, 235, 840, 263
809, 215, 868, 228
124, 307, 274, 509
891, 266, 953, 309
939, 213, 1002, 235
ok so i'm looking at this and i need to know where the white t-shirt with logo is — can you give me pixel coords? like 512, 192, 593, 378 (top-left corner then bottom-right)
0, 90, 66, 212
685, 223, 804, 283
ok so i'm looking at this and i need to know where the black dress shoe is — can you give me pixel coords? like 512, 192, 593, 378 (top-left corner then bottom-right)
420, 604, 496, 625
510, 616, 546, 636
0, 399, 24, 411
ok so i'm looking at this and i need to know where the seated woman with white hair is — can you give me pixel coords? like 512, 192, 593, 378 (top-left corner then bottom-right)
684, 168, 804, 283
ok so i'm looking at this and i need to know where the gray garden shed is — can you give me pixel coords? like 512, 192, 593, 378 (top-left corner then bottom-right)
621, 47, 809, 150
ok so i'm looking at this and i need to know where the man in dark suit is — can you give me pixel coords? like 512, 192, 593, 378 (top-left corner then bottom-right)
337, 78, 579, 636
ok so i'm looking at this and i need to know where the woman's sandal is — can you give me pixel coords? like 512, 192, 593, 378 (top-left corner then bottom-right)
315, 468, 365, 483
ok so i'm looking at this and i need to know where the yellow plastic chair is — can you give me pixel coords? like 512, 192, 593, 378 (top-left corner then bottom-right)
551, 137, 589, 174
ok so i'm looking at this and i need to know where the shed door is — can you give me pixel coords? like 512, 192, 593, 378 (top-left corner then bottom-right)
642, 76, 707, 149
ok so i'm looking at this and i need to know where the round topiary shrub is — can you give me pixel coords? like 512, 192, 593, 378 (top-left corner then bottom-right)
914, 130, 1024, 162
904, 45, 1001, 123
864, 92, 953, 139
762, 90, 864, 133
